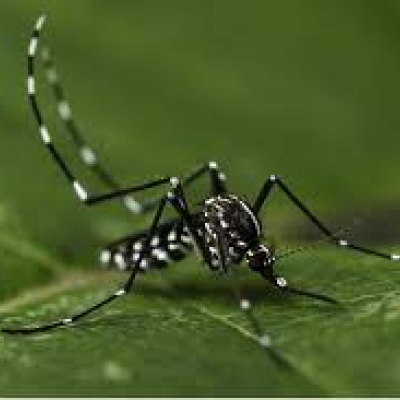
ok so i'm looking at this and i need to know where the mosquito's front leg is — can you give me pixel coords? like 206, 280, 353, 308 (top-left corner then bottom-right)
253, 175, 400, 262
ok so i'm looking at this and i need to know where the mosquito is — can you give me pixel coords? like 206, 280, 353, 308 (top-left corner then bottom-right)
3, 16, 399, 362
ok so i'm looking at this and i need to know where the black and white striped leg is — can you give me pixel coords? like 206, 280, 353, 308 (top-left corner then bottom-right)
210, 225, 283, 362
31, 16, 228, 216
253, 175, 400, 262
201, 161, 227, 196
140, 161, 228, 212
40, 45, 144, 214
224, 264, 272, 348
0, 200, 167, 334
28, 16, 179, 209
1, 199, 169, 334
116, 178, 210, 277
99, 166, 225, 271
167, 178, 211, 264
1, 287, 130, 334
228, 269, 288, 364
2, 181, 205, 334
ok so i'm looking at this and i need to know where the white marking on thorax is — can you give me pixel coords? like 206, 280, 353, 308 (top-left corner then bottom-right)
238, 199, 261, 236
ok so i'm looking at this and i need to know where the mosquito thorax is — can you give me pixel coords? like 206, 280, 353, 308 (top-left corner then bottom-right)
200, 195, 262, 268
245, 244, 276, 275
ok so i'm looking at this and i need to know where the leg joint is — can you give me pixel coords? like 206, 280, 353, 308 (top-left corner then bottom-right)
169, 177, 180, 188
208, 161, 219, 170
269, 174, 279, 182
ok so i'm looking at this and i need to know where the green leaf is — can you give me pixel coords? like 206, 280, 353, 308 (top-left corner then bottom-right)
1, 239, 400, 396
0, 203, 62, 302
2, 0, 400, 396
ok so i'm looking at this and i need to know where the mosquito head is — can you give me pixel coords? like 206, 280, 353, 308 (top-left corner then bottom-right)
245, 244, 276, 276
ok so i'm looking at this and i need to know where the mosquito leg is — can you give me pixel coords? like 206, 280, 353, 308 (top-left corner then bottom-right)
253, 175, 400, 262
1, 197, 169, 334
140, 161, 228, 212
1, 178, 206, 334
30, 16, 228, 213
40, 45, 144, 214
224, 262, 290, 366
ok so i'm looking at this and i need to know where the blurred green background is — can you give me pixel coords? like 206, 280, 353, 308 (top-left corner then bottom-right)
2, 0, 400, 396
